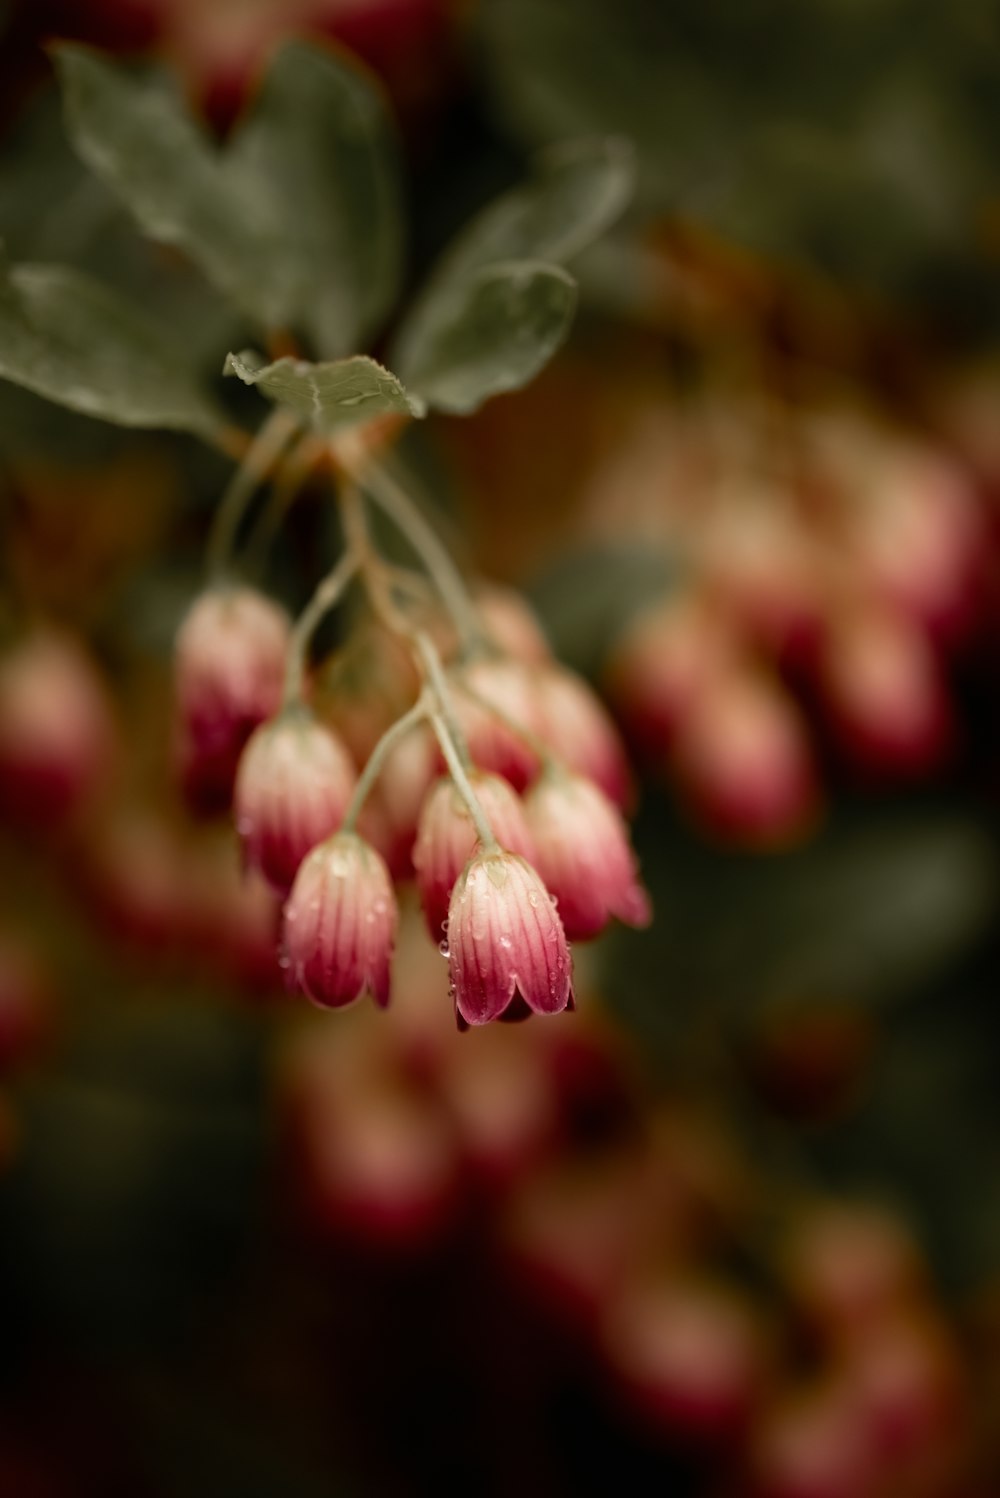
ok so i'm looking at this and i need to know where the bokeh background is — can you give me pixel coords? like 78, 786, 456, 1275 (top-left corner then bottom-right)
2, 2, 1000, 1494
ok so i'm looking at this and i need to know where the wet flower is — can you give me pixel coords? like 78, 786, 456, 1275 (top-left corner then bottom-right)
523, 769, 651, 941
283, 831, 397, 1009
445, 850, 573, 1028
234, 706, 357, 893
413, 771, 537, 940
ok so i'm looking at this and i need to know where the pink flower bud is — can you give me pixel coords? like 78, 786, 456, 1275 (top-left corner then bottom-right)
234, 707, 357, 893
476, 583, 551, 662
445, 850, 573, 1027
0, 629, 115, 830
283, 831, 397, 1010
174, 586, 290, 806
671, 668, 820, 846
599, 1275, 767, 1438
453, 657, 542, 790
604, 593, 737, 754
523, 770, 651, 941
413, 771, 537, 940
818, 606, 953, 778
532, 663, 634, 810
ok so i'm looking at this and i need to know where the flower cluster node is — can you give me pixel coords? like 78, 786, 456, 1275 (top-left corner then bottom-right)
174, 535, 649, 1025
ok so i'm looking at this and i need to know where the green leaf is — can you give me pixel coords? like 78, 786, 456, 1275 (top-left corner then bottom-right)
0, 253, 223, 437
394, 259, 577, 414
224, 349, 424, 431
427, 137, 634, 283
53, 41, 402, 354
228, 40, 403, 354
391, 138, 631, 403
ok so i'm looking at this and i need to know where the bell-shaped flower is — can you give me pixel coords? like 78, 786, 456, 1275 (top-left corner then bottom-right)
446, 850, 573, 1028
452, 657, 542, 791
174, 587, 290, 801
234, 706, 357, 893
413, 771, 536, 940
532, 663, 633, 811
523, 769, 651, 941
283, 831, 397, 1010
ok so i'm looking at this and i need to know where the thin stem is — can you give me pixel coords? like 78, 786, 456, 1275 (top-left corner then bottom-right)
429, 711, 498, 853
341, 695, 430, 834
414, 629, 472, 771
206, 407, 301, 581
339, 479, 416, 639
342, 448, 484, 650
282, 549, 359, 708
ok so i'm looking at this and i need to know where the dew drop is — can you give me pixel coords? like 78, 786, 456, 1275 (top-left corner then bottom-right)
438, 939, 450, 958
499, 933, 512, 949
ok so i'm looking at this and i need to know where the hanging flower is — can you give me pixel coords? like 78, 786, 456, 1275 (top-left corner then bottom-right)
234, 706, 357, 893
413, 770, 537, 940
445, 849, 573, 1028
523, 768, 651, 941
283, 831, 397, 1009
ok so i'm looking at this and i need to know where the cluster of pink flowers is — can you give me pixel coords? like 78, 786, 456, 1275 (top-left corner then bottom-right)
174, 584, 651, 1027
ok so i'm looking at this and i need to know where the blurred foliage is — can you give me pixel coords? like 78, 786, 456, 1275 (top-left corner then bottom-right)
480, 0, 1000, 334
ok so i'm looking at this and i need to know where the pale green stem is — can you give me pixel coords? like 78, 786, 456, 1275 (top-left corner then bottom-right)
413, 628, 474, 772
282, 549, 359, 708
352, 454, 485, 651
341, 695, 430, 834
429, 710, 499, 853
206, 407, 301, 581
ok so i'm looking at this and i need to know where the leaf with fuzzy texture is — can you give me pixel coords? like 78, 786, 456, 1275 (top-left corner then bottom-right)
0, 254, 222, 437
224, 349, 424, 430
396, 259, 577, 414
390, 137, 631, 402
54, 41, 402, 353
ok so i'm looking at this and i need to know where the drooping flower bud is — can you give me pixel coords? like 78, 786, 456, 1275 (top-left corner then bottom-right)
671, 667, 820, 847
413, 771, 537, 940
0, 629, 116, 830
174, 585, 290, 809
283, 831, 397, 1010
446, 850, 573, 1027
818, 606, 953, 778
523, 769, 651, 941
476, 583, 552, 662
234, 707, 357, 893
532, 663, 634, 810
453, 657, 542, 790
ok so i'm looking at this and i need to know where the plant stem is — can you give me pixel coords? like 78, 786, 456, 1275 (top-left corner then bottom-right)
206, 407, 302, 581
414, 629, 473, 771
429, 709, 499, 852
344, 449, 484, 650
341, 695, 430, 834
282, 549, 359, 708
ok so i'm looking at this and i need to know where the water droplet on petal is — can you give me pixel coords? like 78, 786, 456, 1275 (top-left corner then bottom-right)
438, 939, 450, 958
